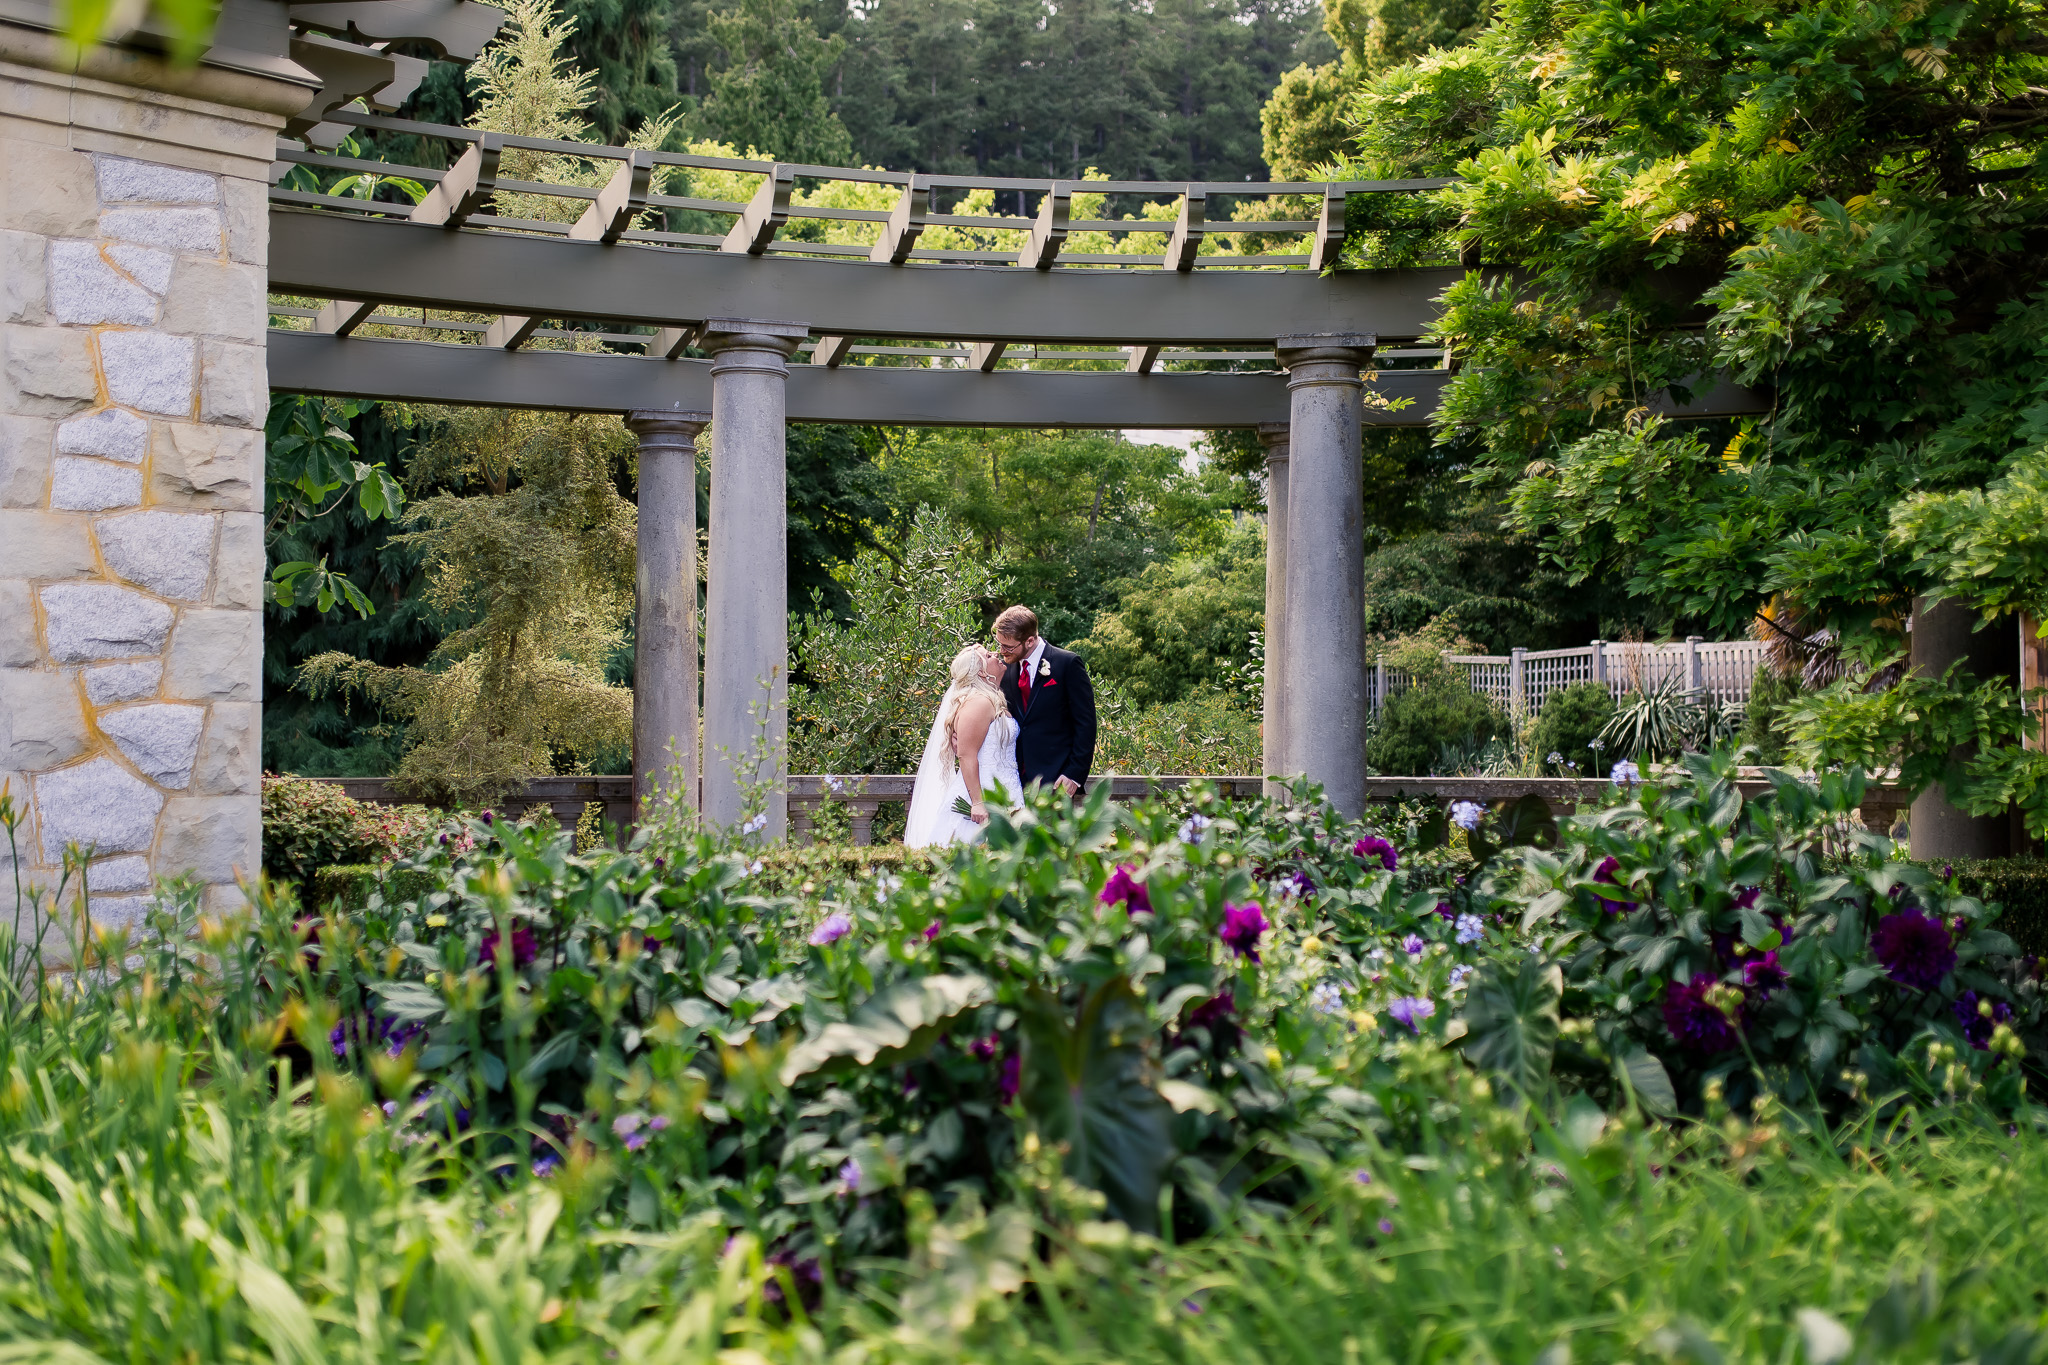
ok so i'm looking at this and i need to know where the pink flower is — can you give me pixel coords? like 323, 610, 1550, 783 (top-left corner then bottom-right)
1099, 864, 1152, 915
1219, 902, 1269, 961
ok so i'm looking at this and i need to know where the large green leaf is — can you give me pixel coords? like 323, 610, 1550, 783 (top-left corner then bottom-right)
1459, 953, 1562, 1099
1017, 977, 1173, 1232
779, 973, 992, 1084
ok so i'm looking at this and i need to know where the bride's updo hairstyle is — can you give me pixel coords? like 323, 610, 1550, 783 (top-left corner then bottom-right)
941, 643, 1005, 757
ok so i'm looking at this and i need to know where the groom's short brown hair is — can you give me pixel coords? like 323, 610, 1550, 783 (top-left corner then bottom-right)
994, 605, 1039, 641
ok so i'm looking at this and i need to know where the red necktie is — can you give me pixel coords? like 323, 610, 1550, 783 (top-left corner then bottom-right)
1019, 663, 1032, 711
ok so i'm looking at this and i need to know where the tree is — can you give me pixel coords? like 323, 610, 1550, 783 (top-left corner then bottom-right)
1327, 0, 2048, 826
1079, 520, 1267, 708
691, 0, 856, 163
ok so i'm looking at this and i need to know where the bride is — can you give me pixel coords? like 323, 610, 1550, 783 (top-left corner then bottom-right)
905, 643, 1022, 847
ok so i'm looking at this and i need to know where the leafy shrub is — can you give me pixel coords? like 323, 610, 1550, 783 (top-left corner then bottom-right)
1741, 663, 1799, 764
1529, 681, 1615, 774
1367, 675, 1508, 775
1927, 858, 2048, 958
1078, 520, 1266, 708
1094, 681, 1262, 775
260, 776, 437, 888
309, 863, 440, 913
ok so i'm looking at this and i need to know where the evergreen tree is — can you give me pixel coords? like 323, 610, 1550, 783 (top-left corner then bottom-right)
691, 0, 856, 162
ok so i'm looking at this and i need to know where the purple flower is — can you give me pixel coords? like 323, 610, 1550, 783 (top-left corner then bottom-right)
837, 1158, 862, 1195
1455, 914, 1484, 945
649, 1115, 671, 1132
1742, 949, 1789, 999
1870, 909, 1957, 990
970, 1034, 999, 1060
1733, 885, 1761, 911
479, 926, 538, 969
1187, 991, 1236, 1034
532, 1154, 561, 1178
1435, 900, 1455, 920
1378, 1219, 1395, 1234
1387, 996, 1435, 1031
480, 810, 494, 826
998, 1053, 1021, 1105
923, 920, 941, 941
1952, 990, 2013, 1050
1662, 976, 1739, 1054
1888, 882, 1908, 901
623, 1131, 649, 1152
808, 912, 854, 946
1401, 933, 1425, 956
1279, 869, 1316, 900
1099, 864, 1152, 916
1219, 902, 1269, 961
1592, 856, 1636, 915
1354, 836, 1398, 871
1352, 1169, 1372, 1185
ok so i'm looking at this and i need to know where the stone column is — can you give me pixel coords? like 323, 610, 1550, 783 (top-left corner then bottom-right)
1275, 334, 1374, 816
2, 52, 300, 946
1257, 422, 1291, 796
626, 410, 708, 820
1909, 596, 2017, 858
700, 320, 806, 840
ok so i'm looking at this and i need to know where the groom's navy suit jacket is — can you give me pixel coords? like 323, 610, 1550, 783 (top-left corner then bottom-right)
1002, 643, 1098, 790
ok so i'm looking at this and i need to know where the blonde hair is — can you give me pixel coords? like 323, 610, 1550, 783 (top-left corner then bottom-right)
940, 644, 1006, 760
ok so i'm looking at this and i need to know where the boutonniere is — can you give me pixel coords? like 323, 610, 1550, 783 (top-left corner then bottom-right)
1036, 660, 1053, 682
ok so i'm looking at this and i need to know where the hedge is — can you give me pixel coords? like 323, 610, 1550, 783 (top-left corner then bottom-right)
1938, 859, 2048, 958
308, 864, 441, 914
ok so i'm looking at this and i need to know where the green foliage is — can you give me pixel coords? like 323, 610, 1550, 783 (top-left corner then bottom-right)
1367, 674, 1508, 776
1742, 663, 1800, 765
298, 408, 638, 807
1079, 521, 1266, 709
690, 0, 855, 162
311, 863, 443, 914
1323, 0, 1487, 74
1093, 682, 1264, 775
260, 777, 439, 890
1530, 681, 1616, 775
1930, 858, 2048, 958
791, 509, 1003, 776
1259, 61, 1353, 179
265, 394, 408, 619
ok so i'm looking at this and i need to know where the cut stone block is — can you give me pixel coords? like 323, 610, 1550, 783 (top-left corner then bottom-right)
162, 259, 265, 342
96, 156, 219, 205
39, 583, 174, 663
57, 407, 148, 462
153, 422, 258, 506
32, 756, 164, 861
165, 608, 258, 702
1, 141, 99, 237
191, 700, 258, 795
0, 667, 90, 770
84, 659, 163, 705
85, 895, 153, 938
0, 583, 37, 666
0, 510, 95, 579
96, 510, 216, 600
85, 854, 151, 893
106, 243, 173, 295
1, 228, 45, 323
52, 457, 143, 511
0, 416, 54, 508
213, 512, 264, 609
223, 176, 266, 266
157, 794, 256, 883
100, 207, 224, 254
99, 331, 195, 416
199, 340, 265, 427
99, 702, 205, 787
48, 240, 157, 326
3, 324, 97, 416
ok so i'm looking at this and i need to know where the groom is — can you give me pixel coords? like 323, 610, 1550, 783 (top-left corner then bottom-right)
994, 605, 1097, 796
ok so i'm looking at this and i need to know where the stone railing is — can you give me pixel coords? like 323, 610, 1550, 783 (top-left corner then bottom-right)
309, 771, 1913, 847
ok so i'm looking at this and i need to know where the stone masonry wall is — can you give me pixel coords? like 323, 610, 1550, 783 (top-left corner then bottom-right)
2, 57, 281, 948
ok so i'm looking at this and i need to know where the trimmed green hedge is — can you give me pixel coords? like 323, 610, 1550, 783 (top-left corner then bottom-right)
1936, 859, 2048, 958
739, 844, 945, 896
309, 864, 440, 914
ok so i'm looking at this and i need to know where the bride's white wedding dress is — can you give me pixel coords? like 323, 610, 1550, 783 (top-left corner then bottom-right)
905, 699, 1021, 847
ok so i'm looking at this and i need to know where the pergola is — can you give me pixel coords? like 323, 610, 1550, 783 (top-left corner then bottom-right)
254, 23, 1768, 834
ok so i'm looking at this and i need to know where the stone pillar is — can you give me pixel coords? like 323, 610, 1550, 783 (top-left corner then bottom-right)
2, 51, 300, 946
1909, 596, 2018, 858
1275, 334, 1373, 816
626, 410, 707, 819
700, 320, 805, 840
1257, 422, 1291, 796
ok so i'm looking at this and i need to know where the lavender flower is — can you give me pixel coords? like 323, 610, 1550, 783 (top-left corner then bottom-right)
1099, 864, 1152, 915
1455, 913, 1484, 945
1219, 902, 1269, 961
1378, 1219, 1395, 1235
1401, 933, 1425, 956
532, 1154, 561, 1178
808, 912, 854, 946
1449, 801, 1484, 832
1661, 976, 1739, 1054
1611, 759, 1642, 785
1278, 869, 1316, 900
837, 1158, 862, 1195
1387, 996, 1435, 1031
1353, 1169, 1372, 1185
1870, 909, 1957, 990
623, 1131, 649, 1152
1310, 981, 1344, 1015
1354, 835, 1398, 871
1178, 814, 1212, 845
1448, 964, 1473, 988
742, 813, 768, 836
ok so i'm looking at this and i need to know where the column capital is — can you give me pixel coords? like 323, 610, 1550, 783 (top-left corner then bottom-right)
1275, 333, 1376, 386
625, 409, 711, 446
1256, 421, 1290, 461
702, 318, 809, 367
